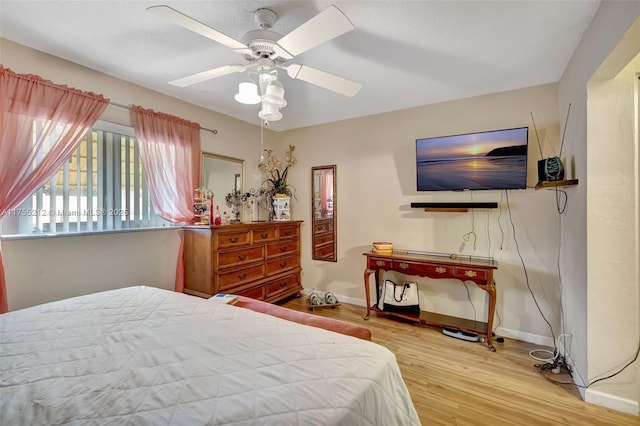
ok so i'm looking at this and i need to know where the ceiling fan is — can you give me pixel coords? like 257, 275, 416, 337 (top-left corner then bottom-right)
147, 4, 362, 121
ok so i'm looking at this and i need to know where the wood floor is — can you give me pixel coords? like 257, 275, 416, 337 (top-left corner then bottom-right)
280, 297, 639, 426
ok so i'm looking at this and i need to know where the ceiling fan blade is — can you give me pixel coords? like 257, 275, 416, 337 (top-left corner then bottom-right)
169, 65, 245, 87
147, 5, 246, 51
286, 64, 361, 97
273, 5, 354, 60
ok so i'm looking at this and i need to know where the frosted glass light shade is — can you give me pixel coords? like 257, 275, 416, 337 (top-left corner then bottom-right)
234, 81, 261, 104
258, 103, 282, 121
261, 80, 287, 108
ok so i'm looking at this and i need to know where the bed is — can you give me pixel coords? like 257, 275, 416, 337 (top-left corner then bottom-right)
1, 286, 420, 425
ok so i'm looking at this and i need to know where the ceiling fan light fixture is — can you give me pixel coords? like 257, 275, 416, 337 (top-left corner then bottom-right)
262, 79, 287, 108
234, 81, 261, 104
258, 103, 283, 122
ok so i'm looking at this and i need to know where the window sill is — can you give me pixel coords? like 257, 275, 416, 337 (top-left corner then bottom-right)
1, 225, 181, 241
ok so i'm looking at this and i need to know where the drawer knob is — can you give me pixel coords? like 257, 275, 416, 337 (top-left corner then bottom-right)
464, 270, 477, 278
280, 261, 287, 267
238, 272, 248, 280
237, 254, 247, 261
399, 262, 409, 269
284, 231, 292, 236
261, 233, 268, 239
279, 282, 286, 287
280, 246, 286, 252
435, 267, 447, 274
376, 260, 385, 266
229, 237, 238, 243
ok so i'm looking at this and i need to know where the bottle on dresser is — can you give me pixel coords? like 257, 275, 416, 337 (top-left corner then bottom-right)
214, 206, 222, 226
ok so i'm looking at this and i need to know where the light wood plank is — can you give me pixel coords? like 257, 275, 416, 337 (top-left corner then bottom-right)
280, 297, 638, 426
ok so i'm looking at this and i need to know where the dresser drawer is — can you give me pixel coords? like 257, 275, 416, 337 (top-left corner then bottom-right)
216, 230, 251, 248
252, 228, 277, 243
314, 243, 334, 259
314, 222, 333, 234
265, 272, 301, 299
278, 225, 299, 239
313, 232, 333, 246
266, 254, 299, 276
218, 264, 265, 289
267, 240, 299, 258
218, 246, 264, 269
236, 285, 265, 300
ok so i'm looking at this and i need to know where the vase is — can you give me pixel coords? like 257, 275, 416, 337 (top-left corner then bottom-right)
272, 196, 291, 221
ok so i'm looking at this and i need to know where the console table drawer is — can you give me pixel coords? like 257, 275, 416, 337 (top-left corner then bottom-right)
266, 254, 299, 276
368, 257, 392, 269
216, 230, 251, 248
453, 267, 487, 281
267, 240, 299, 258
218, 264, 265, 289
252, 228, 277, 243
218, 246, 264, 268
393, 261, 423, 275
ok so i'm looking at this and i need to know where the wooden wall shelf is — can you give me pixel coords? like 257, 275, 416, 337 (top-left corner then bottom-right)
534, 179, 579, 190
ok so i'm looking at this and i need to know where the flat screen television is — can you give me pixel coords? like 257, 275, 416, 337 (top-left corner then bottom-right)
416, 126, 528, 191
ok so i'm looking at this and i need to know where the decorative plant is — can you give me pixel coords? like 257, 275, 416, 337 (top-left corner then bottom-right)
258, 144, 297, 198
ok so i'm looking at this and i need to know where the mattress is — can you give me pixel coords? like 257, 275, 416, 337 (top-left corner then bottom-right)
1, 286, 420, 425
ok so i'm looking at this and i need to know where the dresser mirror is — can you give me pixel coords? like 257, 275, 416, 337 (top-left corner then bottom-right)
201, 152, 244, 201
311, 165, 337, 262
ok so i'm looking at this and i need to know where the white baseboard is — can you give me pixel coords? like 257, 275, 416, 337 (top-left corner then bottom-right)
585, 388, 639, 416
494, 326, 555, 347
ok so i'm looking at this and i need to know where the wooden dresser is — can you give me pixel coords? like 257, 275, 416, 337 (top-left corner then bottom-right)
183, 221, 303, 303
312, 217, 335, 260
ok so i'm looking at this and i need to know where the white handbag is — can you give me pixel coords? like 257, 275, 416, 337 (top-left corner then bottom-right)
378, 280, 420, 313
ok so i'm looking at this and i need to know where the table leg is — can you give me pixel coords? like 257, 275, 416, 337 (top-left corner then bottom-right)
485, 279, 497, 352
363, 268, 375, 320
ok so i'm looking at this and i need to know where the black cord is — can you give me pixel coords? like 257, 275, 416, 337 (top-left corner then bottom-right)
537, 342, 640, 389
505, 190, 557, 351
588, 342, 640, 387
462, 281, 477, 324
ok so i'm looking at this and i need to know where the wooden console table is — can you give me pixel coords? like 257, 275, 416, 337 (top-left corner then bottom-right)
363, 250, 498, 351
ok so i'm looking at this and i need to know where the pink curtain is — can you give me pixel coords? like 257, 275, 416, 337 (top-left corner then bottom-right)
0, 66, 109, 313
130, 105, 200, 293
322, 170, 333, 216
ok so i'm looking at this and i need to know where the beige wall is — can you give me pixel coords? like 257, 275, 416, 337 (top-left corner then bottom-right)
278, 84, 565, 344
559, 1, 640, 414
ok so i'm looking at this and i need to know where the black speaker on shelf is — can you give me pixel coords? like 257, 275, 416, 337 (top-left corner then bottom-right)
410, 202, 498, 209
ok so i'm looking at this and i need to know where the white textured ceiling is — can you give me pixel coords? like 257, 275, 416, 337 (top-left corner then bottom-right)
0, 0, 600, 132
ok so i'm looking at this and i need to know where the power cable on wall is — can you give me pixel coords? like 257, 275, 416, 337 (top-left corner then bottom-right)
505, 190, 558, 354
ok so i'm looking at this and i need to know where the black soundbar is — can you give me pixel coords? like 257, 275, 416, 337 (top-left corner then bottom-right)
410, 202, 498, 209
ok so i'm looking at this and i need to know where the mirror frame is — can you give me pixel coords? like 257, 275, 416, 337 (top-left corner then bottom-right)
311, 165, 337, 262
201, 151, 245, 201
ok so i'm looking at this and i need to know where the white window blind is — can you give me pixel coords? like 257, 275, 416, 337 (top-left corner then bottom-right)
1, 123, 167, 236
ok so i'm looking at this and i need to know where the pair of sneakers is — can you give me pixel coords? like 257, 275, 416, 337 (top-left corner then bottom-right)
309, 291, 338, 306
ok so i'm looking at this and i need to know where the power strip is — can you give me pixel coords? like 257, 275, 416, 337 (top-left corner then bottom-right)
442, 327, 480, 342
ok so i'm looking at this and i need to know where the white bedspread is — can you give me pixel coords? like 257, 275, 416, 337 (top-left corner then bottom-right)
1, 286, 420, 425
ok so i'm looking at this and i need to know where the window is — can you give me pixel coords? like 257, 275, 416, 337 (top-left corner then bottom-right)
1, 122, 167, 236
